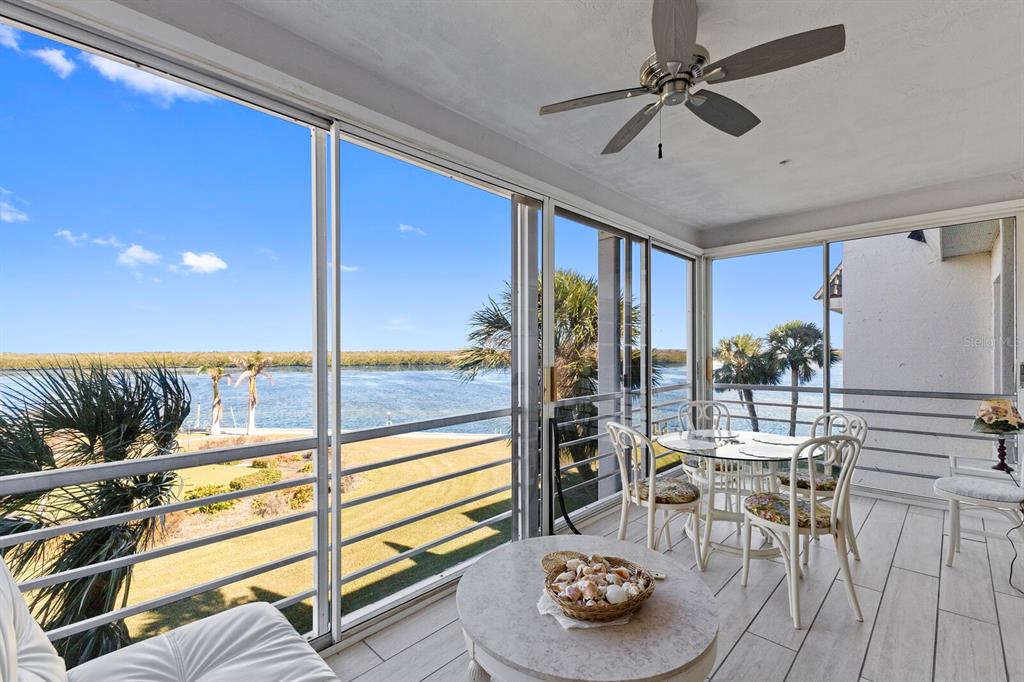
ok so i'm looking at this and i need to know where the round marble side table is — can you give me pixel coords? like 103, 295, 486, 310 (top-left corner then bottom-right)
456, 535, 718, 682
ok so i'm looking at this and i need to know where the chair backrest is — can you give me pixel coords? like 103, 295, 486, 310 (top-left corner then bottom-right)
811, 411, 868, 443
606, 421, 658, 502
790, 434, 863, 532
679, 400, 732, 432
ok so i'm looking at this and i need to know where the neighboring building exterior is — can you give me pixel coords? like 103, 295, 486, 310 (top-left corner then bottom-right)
835, 219, 1014, 498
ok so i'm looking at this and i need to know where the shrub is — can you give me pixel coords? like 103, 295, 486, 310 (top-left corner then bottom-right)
184, 485, 236, 514
229, 468, 282, 491
251, 492, 288, 518
289, 486, 313, 509
251, 458, 277, 470
299, 462, 313, 474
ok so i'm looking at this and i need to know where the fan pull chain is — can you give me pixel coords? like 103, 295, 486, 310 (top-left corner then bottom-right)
658, 108, 663, 159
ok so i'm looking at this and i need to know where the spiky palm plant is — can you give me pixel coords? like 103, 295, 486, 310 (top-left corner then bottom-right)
196, 364, 231, 435
0, 363, 190, 666
451, 269, 650, 488
230, 352, 273, 435
766, 321, 838, 436
712, 334, 783, 432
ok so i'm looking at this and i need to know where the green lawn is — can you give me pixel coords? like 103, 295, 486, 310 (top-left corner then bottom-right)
121, 433, 511, 638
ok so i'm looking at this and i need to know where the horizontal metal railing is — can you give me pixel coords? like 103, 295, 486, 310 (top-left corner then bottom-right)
0, 406, 516, 645
708, 384, 1015, 484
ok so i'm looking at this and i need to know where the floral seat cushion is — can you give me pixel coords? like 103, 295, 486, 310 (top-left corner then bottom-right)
777, 473, 838, 491
744, 493, 831, 529
634, 477, 700, 505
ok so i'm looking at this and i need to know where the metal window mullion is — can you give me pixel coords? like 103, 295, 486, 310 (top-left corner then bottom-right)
823, 241, 832, 412
540, 197, 555, 536
311, 128, 330, 638
43, 550, 316, 643
330, 122, 343, 644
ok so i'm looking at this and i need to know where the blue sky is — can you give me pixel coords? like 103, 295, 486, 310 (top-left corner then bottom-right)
0, 23, 828, 355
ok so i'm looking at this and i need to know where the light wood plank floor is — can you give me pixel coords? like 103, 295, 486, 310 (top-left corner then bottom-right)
326, 495, 1023, 682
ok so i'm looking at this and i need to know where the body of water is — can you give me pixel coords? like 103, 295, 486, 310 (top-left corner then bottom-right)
0, 362, 842, 437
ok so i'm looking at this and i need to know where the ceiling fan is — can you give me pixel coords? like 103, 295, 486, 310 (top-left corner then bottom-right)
539, 0, 846, 154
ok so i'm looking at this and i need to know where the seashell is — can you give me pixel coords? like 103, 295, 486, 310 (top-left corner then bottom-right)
580, 580, 600, 600
575, 564, 586, 577
582, 566, 595, 575
625, 583, 641, 598
556, 571, 574, 583
585, 599, 596, 607
563, 585, 582, 602
605, 584, 628, 605
565, 558, 584, 571
607, 574, 622, 586
610, 566, 631, 580
589, 554, 605, 564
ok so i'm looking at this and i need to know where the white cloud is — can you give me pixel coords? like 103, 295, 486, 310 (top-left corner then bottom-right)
0, 25, 19, 51
181, 251, 227, 274
117, 244, 161, 267
30, 48, 76, 78
340, 264, 359, 272
257, 247, 279, 261
0, 187, 28, 223
80, 53, 213, 107
398, 224, 426, 236
55, 229, 88, 245
93, 236, 124, 248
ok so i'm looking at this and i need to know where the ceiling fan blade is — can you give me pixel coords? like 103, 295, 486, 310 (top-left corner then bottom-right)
702, 24, 845, 84
686, 90, 761, 137
652, 0, 698, 76
539, 88, 651, 115
602, 101, 663, 155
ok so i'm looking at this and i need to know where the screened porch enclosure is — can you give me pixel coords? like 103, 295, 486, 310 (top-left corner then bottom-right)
0, 6, 1020, 668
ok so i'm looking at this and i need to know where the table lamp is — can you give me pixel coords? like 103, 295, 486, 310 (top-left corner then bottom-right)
972, 399, 1021, 473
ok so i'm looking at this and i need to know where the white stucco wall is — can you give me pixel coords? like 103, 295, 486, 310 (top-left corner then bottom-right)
841, 230, 996, 496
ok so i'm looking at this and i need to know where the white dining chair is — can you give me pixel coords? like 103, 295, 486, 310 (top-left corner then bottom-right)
678, 400, 743, 501
606, 420, 703, 564
777, 410, 867, 560
741, 434, 864, 629
935, 455, 1024, 566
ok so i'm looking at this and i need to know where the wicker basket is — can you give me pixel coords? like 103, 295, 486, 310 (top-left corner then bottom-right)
542, 554, 655, 622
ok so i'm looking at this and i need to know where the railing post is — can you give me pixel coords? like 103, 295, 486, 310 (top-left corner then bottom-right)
329, 122, 343, 643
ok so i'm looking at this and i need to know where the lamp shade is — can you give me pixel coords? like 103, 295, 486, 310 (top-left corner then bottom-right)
972, 399, 1023, 434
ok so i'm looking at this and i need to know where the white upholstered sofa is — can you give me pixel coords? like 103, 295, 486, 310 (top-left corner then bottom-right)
1, 560, 338, 682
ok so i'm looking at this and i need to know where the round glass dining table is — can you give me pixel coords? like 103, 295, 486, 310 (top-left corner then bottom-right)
655, 429, 809, 568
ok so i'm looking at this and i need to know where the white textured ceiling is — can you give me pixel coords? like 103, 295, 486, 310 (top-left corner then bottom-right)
229, 0, 1024, 234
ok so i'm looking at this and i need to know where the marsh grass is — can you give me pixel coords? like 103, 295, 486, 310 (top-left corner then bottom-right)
0, 349, 686, 370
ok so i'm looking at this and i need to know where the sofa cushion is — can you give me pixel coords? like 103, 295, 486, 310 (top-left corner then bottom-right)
934, 476, 1024, 504
67, 602, 337, 682
0, 559, 68, 682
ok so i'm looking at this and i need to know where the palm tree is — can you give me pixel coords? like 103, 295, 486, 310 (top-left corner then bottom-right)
196, 364, 231, 435
0, 363, 190, 666
231, 351, 273, 435
712, 334, 783, 431
767, 321, 838, 436
451, 269, 649, 489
